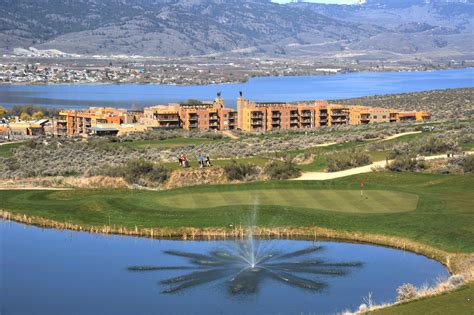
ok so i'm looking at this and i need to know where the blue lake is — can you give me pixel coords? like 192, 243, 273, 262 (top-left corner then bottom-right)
1, 220, 449, 315
0, 68, 472, 109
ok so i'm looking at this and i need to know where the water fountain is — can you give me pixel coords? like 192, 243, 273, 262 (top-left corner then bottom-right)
129, 226, 363, 295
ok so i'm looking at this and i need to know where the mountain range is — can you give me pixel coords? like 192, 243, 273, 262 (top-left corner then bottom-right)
0, 0, 472, 58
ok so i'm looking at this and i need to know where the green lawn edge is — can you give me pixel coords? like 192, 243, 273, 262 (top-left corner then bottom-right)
369, 283, 473, 315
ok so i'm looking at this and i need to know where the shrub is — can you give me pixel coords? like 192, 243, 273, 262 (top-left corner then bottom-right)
396, 283, 417, 302
104, 159, 170, 186
461, 155, 474, 173
223, 160, 258, 181
200, 132, 223, 140
447, 275, 464, 287
416, 136, 459, 156
326, 151, 371, 172
387, 155, 427, 172
264, 160, 301, 180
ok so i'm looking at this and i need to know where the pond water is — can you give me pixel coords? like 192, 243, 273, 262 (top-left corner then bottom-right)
1, 220, 448, 314
0, 68, 472, 109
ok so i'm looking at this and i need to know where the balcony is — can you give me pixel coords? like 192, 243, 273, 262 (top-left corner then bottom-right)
251, 113, 264, 119
209, 115, 219, 120
189, 123, 198, 128
331, 113, 348, 117
251, 121, 263, 126
158, 118, 180, 122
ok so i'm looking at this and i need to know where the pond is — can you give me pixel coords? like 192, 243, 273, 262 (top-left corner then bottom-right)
0, 68, 472, 109
1, 220, 448, 314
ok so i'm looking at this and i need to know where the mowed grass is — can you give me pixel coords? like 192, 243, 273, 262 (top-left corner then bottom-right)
158, 189, 418, 213
370, 284, 474, 315
163, 156, 270, 170
114, 137, 224, 149
0, 142, 23, 157
0, 172, 473, 252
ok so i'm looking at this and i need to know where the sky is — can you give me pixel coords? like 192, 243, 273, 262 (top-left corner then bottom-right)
272, 0, 363, 4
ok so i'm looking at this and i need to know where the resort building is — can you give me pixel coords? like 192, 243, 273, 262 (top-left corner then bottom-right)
53, 94, 432, 136
141, 95, 238, 131
0, 119, 50, 137
349, 106, 392, 125
237, 97, 431, 132
58, 107, 143, 136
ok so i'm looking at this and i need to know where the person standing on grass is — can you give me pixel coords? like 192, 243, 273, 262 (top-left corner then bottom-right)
181, 152, 188, 168
206, 155, 212, 167
199, 153, 205, 168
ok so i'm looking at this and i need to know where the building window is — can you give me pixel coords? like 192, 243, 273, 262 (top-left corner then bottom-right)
373, 115, 378, 119
383, 115, 387, 119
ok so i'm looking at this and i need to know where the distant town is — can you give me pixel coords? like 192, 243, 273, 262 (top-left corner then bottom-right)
1, 54, 469, 85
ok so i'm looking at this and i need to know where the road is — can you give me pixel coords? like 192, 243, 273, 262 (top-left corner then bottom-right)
294, 152, 473, 181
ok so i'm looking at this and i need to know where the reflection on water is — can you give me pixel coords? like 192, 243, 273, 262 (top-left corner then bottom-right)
129, 243, 363, 295
2, 221, 449, 315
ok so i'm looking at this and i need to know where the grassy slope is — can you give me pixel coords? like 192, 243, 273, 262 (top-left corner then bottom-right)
370, 284, 474, 315
111, 137, 224, 149
1, 172, 473, 252
163, 156, 270, 170
0, 142, 23, 157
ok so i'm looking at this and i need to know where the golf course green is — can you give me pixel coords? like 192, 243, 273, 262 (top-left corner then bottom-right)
1, 172, 472, 253
1, 171, 473, 314
156, 189, 418, 213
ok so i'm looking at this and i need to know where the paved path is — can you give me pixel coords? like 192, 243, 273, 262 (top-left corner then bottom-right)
294, 152, 473, 181
313, 142, 337, 147
222, 131, 239, 140
375, 131, 422, 142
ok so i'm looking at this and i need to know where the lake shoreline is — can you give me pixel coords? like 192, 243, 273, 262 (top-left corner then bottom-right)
0, 67, 448, 86
0, 66, 471, 87
2, 208, 468, 277
5, 208, 472, 313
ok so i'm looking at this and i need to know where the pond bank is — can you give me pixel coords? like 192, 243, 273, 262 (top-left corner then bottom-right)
1, 209, 471, 281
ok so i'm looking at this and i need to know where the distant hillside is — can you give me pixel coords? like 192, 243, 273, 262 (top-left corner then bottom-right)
0, 0, 472, 58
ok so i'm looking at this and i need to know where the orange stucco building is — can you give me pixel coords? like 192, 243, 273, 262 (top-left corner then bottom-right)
237, 97, 430, 132
141, 96, 237, 131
